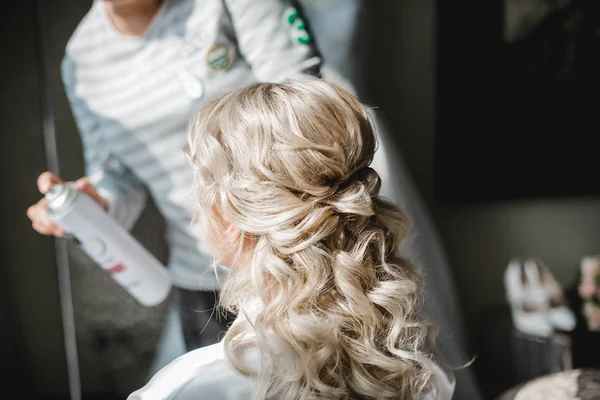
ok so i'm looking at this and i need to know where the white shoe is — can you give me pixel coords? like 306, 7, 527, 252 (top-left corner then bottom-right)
547, 307, 576, 332
524, 258, 576, 332
504, 259, 553, 337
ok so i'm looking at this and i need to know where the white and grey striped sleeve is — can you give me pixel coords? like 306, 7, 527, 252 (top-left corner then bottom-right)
223, 0, 322, 81
61, 55, 147, 230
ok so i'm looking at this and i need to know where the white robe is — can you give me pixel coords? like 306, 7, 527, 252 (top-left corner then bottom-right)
132, 298, 454, 399
129, 338, 455, 400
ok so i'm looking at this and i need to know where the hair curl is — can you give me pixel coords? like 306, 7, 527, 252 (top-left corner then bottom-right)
186, 79, 436, 399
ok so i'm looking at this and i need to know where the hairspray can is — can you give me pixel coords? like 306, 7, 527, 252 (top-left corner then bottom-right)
46, 182, 171, 306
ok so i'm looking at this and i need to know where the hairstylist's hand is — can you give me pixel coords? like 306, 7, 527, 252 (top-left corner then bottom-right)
27, 172, 108, 237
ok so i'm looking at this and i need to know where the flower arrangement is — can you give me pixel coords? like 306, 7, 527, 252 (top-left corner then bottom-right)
578, 256, 600, 331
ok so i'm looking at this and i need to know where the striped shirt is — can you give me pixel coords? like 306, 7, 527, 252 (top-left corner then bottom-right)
62, 0, 321, 290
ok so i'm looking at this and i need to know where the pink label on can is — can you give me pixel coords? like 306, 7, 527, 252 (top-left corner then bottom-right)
107, 263, 126, 274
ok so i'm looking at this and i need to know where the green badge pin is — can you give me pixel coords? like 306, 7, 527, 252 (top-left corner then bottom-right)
206, 44, 232, 71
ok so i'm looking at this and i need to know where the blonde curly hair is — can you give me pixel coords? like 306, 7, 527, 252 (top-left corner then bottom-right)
186, 79, 436, 399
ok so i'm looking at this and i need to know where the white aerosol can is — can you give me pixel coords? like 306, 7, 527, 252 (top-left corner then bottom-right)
46, 182, 171, 306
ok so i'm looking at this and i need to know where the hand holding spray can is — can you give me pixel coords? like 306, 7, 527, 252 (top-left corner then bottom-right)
46, 182, 171, 306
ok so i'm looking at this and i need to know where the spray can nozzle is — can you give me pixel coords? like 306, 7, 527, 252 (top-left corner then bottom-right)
46, 183, 77, 215
46, 183, 64, 199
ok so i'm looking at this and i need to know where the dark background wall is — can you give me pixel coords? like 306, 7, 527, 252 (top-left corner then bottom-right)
0, 0, 68, 397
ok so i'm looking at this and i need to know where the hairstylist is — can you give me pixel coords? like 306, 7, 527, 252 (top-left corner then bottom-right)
27, 0, 321, 352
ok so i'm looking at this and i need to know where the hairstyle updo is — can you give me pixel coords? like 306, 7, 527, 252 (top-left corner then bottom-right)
186, 79, 436, 399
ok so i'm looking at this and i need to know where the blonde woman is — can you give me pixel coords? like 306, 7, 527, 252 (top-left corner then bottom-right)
129, 79, 455, 400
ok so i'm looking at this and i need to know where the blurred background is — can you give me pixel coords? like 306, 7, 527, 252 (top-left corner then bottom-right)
2, 0, 600, 399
